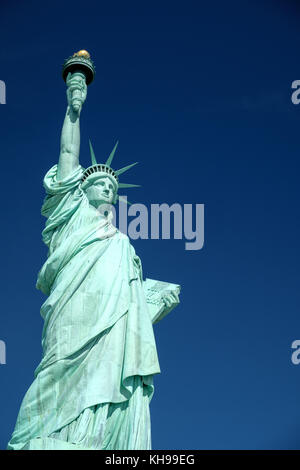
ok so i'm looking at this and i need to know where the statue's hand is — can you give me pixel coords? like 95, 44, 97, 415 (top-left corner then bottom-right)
66, 72, 87, 114
161, 291, 180, 310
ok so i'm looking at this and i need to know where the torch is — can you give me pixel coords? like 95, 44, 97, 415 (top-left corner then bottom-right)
62, 50, 95, 112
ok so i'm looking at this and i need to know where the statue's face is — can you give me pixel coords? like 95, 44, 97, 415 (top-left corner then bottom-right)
85, 175, 117, 209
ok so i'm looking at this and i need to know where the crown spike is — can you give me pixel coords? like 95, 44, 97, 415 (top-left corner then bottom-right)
89, 139, 97, 165
118, 183, 141, 189
106, 141, 119, 167
115, 162, 138, 176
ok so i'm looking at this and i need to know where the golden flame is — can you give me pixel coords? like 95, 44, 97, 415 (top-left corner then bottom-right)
73, 50, 90, 59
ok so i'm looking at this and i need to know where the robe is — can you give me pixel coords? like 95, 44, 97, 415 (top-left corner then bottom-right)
7, 164, 161, 450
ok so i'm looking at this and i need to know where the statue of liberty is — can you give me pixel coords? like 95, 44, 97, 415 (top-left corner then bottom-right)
7, 51, 180, 450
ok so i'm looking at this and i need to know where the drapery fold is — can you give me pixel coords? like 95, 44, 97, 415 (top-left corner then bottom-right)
7, 165, 160, 450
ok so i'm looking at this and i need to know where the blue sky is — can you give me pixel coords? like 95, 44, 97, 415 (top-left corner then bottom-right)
1, 0, 300, 449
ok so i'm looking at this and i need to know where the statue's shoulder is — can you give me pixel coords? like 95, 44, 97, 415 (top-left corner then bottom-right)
115, 230, 136, 250
43, 164, 84, 196
113, 231, 139, 258
115, 230, 129, 242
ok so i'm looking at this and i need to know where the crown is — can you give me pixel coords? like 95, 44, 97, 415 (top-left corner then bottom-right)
81, 140, 141, 205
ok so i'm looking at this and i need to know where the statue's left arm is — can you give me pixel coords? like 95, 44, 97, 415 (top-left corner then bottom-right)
130, 244, 181, 325
143, 278, 181, 325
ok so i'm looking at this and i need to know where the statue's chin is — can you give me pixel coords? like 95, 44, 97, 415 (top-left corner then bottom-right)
89, 199, 108, 207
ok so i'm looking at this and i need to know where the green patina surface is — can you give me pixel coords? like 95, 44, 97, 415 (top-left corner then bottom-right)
7, 59, 180, 450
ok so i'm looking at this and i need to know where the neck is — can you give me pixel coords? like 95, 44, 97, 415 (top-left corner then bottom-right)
90, 203, 113, 221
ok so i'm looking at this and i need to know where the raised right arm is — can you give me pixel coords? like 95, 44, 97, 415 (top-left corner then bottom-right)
57, 72, 87, 180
